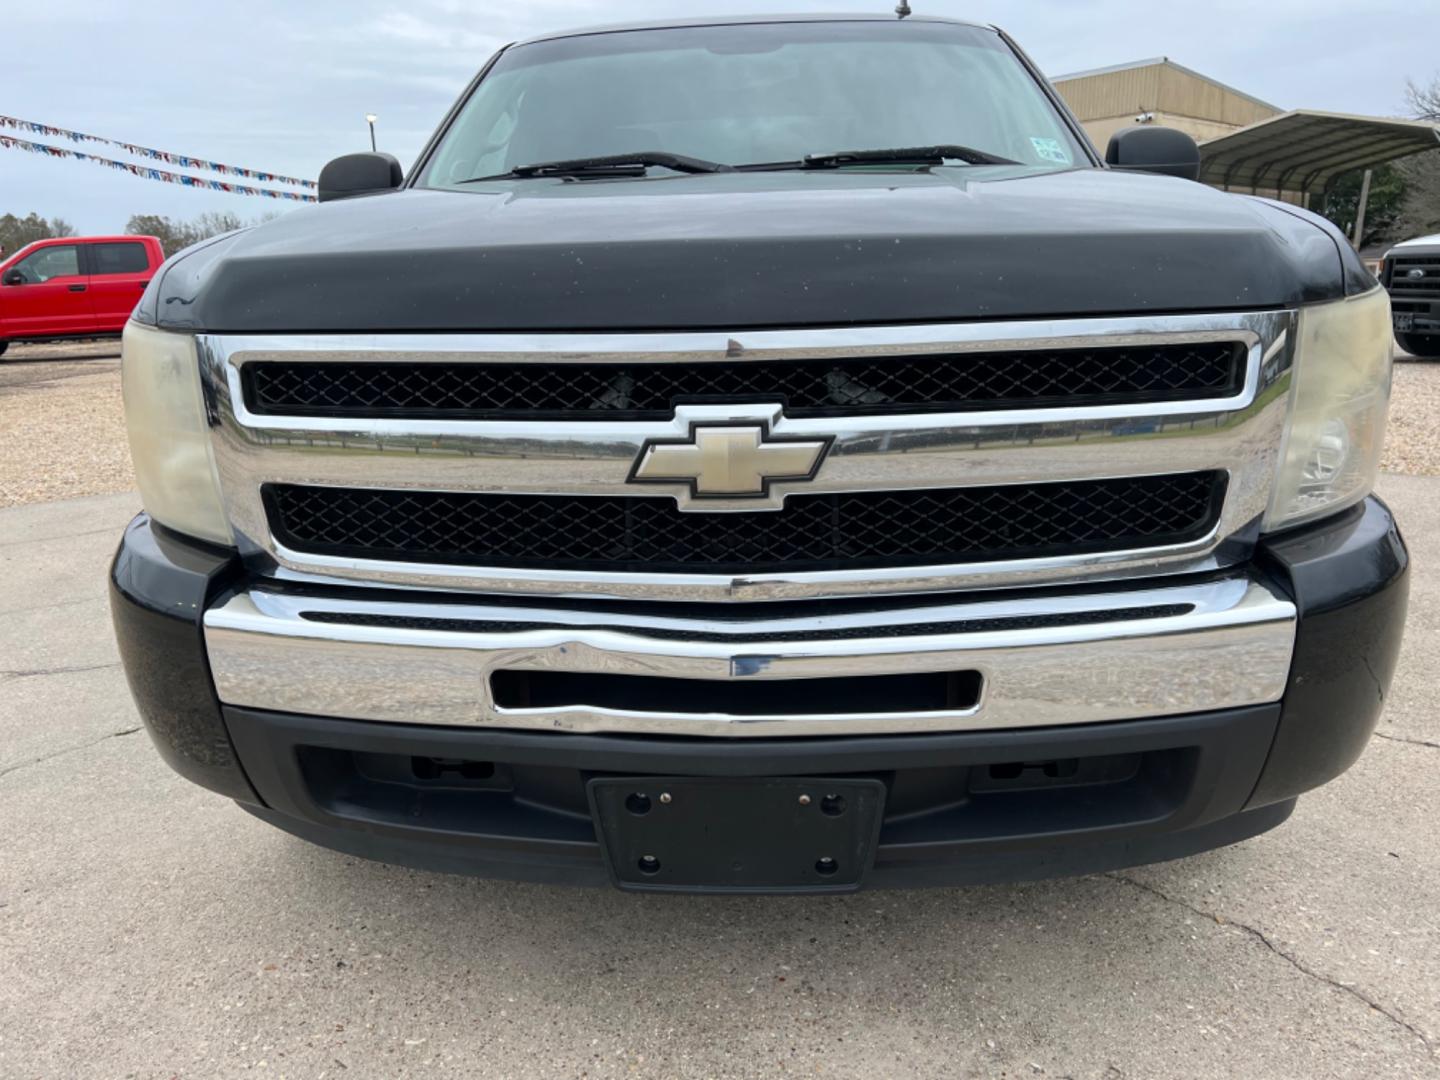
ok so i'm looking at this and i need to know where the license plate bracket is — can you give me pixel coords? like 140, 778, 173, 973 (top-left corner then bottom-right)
588, 776, 885, 893
1395, 311, 1415, 332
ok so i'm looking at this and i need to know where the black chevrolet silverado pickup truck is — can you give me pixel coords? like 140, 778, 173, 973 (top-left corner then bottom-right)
111, 14, 1407, 893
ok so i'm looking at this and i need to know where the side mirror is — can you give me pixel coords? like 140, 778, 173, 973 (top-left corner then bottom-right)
318, 152, 404, 203
1105, 126, 1201, 181
1, 269, 23, 286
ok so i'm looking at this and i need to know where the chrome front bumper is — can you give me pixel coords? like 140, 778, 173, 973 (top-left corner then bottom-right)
204, 573, 1296, 738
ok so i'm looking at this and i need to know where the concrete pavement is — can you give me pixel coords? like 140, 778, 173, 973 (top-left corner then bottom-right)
1, 479, 1438, 1079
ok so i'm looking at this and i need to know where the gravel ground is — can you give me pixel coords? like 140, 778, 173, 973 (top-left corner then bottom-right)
0, 339, 1435, 509
0, 339, 130, 508
1381, 352, 1440, 476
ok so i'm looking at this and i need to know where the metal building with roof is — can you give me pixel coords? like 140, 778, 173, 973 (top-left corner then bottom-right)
1052, 58, 1440, 231
1053, 58, 1282, 147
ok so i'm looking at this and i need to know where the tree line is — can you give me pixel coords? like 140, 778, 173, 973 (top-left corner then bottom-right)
0, 212, 76, 257
121, 211, 277, 256
0, 210, 274, 260
1320, 76, 1440, 249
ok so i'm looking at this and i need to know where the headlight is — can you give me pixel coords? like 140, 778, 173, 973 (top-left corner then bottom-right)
1264, 287, 1393, 531
121, 321, 233, 546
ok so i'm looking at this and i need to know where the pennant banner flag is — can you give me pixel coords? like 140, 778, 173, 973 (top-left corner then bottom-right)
0, 114, 316, 190
0, 134, 317, 202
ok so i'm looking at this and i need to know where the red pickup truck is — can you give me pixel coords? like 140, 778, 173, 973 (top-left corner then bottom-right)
0, 235, 164, 355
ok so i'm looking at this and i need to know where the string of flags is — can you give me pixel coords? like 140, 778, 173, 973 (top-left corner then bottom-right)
0, 132, 318, 202
0, 113, 316, 192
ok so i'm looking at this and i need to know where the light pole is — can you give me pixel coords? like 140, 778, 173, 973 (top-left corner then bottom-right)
365, 113, 378, 152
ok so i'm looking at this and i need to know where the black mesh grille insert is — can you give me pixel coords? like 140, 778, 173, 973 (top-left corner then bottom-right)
244, 343, 1245, 420
265, 473, 1225, 574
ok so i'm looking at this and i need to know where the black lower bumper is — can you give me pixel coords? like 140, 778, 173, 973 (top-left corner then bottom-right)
109, 497, 1409, 891
226, 703, 1295, 890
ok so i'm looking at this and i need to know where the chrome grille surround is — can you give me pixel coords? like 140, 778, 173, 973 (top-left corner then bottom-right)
200, 311, 1295, 602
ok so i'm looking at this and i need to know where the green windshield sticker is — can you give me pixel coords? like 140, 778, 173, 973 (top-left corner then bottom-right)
1030, 137, 1070, 164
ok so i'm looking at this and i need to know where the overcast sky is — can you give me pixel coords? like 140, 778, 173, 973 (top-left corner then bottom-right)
3, 0, 1434, 233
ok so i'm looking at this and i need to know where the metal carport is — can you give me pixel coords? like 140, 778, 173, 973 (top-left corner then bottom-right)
1199, 108, 1439, 203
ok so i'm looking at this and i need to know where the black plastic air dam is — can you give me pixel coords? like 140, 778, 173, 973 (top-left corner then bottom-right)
224, 704, 1287, 891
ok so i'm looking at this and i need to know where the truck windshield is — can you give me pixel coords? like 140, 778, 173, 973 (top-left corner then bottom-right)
420, 20, 1088, 187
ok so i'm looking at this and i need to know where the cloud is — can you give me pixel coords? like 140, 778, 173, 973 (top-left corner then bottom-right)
360, 11, 501, 53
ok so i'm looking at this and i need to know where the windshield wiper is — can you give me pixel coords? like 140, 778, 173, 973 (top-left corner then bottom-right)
740, 144, 1019, 171
461, 151, 731, 182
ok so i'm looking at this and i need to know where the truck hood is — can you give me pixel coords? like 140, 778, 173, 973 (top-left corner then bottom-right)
146, 166, 1364, 333
1389, 233, 1440, 254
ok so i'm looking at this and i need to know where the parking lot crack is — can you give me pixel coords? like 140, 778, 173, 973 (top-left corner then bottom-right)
0, 726, 141, 780
0, 661, 120, 683
1105, 872, 1434, 1056
0, 596, 106, 618
1362, 656, 1386, 702
1374, 731, 1440, 750
0, 525, 121, 549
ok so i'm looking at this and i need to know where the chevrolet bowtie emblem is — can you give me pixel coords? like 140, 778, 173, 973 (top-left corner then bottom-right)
630, 421, 831, 503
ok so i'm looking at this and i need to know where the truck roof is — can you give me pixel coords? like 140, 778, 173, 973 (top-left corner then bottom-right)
513, 13, 988, 48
